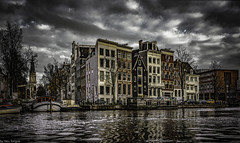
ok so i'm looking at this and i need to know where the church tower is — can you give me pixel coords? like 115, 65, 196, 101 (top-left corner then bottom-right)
29, 56, 37, 99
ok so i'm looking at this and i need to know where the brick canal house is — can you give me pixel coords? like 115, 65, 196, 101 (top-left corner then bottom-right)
198, 69, 239, 104
160, 49, 175, 99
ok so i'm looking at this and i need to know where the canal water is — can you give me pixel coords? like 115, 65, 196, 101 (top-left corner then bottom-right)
0, 107, 240, 143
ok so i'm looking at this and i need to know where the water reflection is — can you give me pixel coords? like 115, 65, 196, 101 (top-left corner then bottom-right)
0, 108, 240, 142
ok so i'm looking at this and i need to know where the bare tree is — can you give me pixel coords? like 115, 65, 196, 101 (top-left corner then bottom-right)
209, 60, 222, 102
42, 59, 69, 100
175, 47, 195, 103
36, 84, 46, 97
0, 22, 35, 99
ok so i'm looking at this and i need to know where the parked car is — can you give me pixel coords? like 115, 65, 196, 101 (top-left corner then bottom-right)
200, 100, 207, 104
207, 99, 215, 104
187, 100, 195, 104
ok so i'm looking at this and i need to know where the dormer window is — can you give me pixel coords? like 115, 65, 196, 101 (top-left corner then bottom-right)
190, 69, 193, 74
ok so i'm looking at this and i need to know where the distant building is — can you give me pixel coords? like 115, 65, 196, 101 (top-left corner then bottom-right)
198, 69, 239, 104
75, 44, 95, 105
29, 56, 37, 99
71, 41, 95, 105
17, 56, 37, 101
86, 39, 133, 104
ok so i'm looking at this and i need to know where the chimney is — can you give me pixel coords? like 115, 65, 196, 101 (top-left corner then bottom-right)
139, 40, 142, 51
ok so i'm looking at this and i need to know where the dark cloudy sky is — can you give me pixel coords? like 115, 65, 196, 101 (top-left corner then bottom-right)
1, 0, 240, 81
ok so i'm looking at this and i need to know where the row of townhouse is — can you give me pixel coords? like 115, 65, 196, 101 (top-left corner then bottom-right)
68, 38, 200, 105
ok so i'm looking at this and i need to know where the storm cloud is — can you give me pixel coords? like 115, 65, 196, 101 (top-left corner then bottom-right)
0, 0, 240, 80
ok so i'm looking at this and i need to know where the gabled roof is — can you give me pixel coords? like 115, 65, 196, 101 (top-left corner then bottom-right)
174, 60, 196, 74
133, 53, 147, 71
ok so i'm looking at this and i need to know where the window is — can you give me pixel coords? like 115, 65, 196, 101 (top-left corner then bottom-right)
153, 58, 156, 64
111, 50, 115, 57
100, 86, 104, 94
149, 57, 152, 63
138, 60, 141, 65
123, 84, 126, 94
128, 63, 131, 69
138, 87, 142, 94
149, 76, 152, 83
100, 48, 104, 55
100, 98, 104, 104
157, 67, 160, 74
106, 98, 110, 104
162, 63, 165, 70
106, 59, 109, 68
106, 72, 110, 81
149, 66, 152, 73
118, 84, 121, 94
134, 85, 137, 92
128, 85, 131, 95
157, 76, 160, 83
153, 88, 156, 96
128, 74, 131, 81
138, 77, 142, 85
170, 64, 173, 71
166, 55, 169, 62
118, 61, 121, 68
127, 53, 131, 60
100, 59, 104, 67
118, 73, 121, 80
144, 76, 146, 82
123, 72, 126, 80
149, 88, 152, 96
166, 72, 169, 79
111, 60, 115, 69
122, 52, 126, 58
153, 76, 156, 83
100, 71, 104, 81
106, 86, 110, 95
137, 68, 142, 75
134, 76, 136, 82
106, 49, 110, 56
123, 62, 126, 68
118, 52, 121, 58
157, 59, 160, 64
153, 66, 156, 73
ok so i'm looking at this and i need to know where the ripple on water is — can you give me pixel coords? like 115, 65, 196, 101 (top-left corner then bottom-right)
58, 132, 75, 136
0, 108, 240, 142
